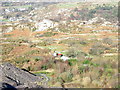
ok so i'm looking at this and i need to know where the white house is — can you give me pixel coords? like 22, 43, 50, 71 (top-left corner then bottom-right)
60, 56, 70, 61
53, 52, 58, 57
52, 52, 70, 61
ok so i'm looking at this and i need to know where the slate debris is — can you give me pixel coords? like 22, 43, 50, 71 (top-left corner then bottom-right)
0, 62, 44, 89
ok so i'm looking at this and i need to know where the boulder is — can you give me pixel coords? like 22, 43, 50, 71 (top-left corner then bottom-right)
0, 62, 45, 89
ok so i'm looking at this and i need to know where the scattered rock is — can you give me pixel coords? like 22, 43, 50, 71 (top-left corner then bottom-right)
0, 62, 45, 89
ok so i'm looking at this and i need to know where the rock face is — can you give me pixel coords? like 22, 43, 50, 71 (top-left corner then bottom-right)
0, 63, 44, 89
35, 19, 58, 32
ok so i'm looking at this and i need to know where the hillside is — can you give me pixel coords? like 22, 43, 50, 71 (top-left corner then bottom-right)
1, 2, 119, 88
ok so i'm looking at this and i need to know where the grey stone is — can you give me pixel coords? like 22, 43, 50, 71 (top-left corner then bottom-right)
0, 62, 45, 89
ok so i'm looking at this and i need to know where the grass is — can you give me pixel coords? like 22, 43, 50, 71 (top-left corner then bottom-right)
33, 70, 54, 77
57, 3, 80, 8
46, 45, 68, 51
2, 2, 118, 88
1, 19, 9, 22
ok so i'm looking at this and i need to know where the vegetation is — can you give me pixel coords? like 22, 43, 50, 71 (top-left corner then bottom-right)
43, 32, 58, 37
89, 43, 110, 55
68, 4, 118, 22
2, 2, 118, 88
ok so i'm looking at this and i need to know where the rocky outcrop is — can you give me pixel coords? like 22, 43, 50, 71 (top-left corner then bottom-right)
0, 62, 44, 89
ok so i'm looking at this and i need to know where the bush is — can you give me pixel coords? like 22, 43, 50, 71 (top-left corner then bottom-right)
83, 60, 91, 64
78, 66, 85, 74
15, 39, 29, 43
44, 38, 55, 45
32, 27, 37, 31
66, 72, 73, 82
66, 48, 87, 61
89, 43, 109, 55
102, 38, 113, 45
26, 49, 43, 55
27, 66, 36, 71
27, 66, 31, 71
37, 41, 48, 46
42, 48, 51, 54
35, 58, 42, 62
76, 52, 88, 61
66, 48, 78, 58
59, 39, 87, 46
43, 32, 58, 37
68, 59, 78, 66
30, 44, 36, 48
41, 65, 48, 70
80, 41, 87, 45
58, 71, 73, 83
23, 59, 30, 63
2, 46, 13, 55
14, 56, 30, 64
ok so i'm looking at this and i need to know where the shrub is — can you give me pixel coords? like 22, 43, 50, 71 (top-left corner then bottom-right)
59, 39, 87, 46
68, 61, 73, 66
15, 38, 29, 43
58, 71, 73, 83
30, 44, 36, 48
37, 41, 48, 46
83, 60, 91, 64
2, 46, 13, 55
26, 49, 43, 55
90, 63, 99, 67
68, 59, 78, 66
27, 66, 31, 71
89, 43, 109, 55
23, 59, 30, 63
102, 38, 113, 45
15, 60, 21, 64
66, 48, 87, 61
66, 48, 78, 58
76, 52, 88, 61
42, 48, 51, 54
78, 66, 85, 74
13, 56, 30, 64
80, 41, 87, 45
43, 32, 58, 37
35, 58, 42, 62
44, 38, 55, 45
33, 56, 44, 61
74, 7, 78, 11
3, 34, 13, 37
41, 65, 48, 70
67, 72, 73, 82
32, 27, 37, 31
